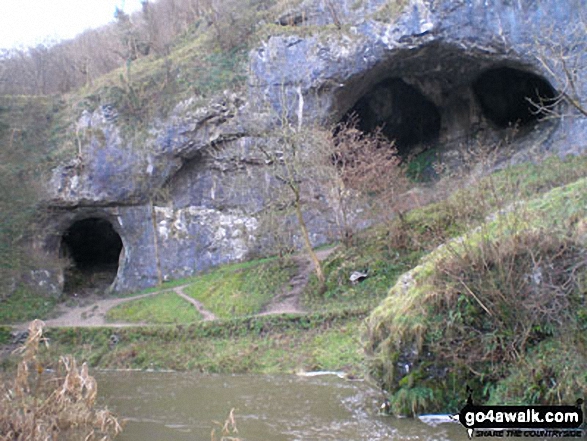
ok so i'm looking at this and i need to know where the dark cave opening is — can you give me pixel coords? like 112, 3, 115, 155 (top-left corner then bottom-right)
345, 78, 441, 156
60, 218, 123, 294
473, 67, 557, 129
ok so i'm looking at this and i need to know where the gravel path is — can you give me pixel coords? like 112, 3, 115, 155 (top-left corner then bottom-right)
174, 286, 217, 321
15, 247, 337, 329
260, 247, 336, 315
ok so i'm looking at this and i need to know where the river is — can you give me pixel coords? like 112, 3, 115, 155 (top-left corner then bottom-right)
95, 371, 469, 441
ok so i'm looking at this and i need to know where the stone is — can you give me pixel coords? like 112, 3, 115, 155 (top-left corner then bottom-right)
37, 0, 587, 293
349, 271, 369, 284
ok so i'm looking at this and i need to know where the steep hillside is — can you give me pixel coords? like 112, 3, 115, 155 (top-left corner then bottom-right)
365, 176, 587, 414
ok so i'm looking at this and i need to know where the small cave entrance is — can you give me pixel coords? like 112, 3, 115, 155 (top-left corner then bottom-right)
473, 67, 557, 129
344, 78, 441, 156
60, 218, 123, 294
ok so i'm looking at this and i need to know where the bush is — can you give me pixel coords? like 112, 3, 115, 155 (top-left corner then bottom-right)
364, 178, 587, 415
0, 320, 123, 440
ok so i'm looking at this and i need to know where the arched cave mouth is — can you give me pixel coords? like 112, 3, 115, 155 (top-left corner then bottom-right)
473, 67, 557, 129
344, 78, 441, 157
60, 218, 123, 294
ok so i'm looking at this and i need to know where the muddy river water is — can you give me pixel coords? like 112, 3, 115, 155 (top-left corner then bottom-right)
95, 371, 471, 441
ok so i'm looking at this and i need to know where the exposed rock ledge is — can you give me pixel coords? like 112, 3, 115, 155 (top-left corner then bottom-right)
38, 0, 586, 294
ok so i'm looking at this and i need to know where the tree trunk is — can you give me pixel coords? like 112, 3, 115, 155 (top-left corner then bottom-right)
293, 191, 325, 286
150, 199, 163, 286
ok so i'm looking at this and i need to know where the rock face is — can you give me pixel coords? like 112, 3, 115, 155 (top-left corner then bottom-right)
41, 0, 587, 293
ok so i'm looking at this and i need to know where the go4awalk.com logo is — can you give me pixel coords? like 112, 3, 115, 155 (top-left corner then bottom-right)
457, 394, 585, 438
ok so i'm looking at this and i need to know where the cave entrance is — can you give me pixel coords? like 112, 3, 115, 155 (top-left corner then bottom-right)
344, 78, 441, 157
473, 67, 557, 129
60, 218, 123, 294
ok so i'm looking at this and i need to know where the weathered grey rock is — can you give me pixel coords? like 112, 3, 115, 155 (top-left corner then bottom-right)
39, 0, 587, 293
249, 0, 587, 154
49, 92, 251, 207
350, 271, 369, 284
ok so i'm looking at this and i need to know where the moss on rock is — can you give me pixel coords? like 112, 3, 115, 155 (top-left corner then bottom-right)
364, 178, 587, 415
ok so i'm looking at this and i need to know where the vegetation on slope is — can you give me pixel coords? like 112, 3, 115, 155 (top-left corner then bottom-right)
1, 153, 584, 385
305, 153, 587, 312
0, 0, 307, 96
364, 177, 587, 415
183, 258, 297, 318
0, 0, 585, 431
33, 312, 365, 374
106, 291, 203, 324
0, 96, 67, 304
0, 288, 58, 325
104, 258, 296, 323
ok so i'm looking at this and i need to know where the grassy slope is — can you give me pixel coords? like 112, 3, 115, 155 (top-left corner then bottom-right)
105, 291, 202, 324
364, 176, 587, 414
3, 154, 586, 383
305, 154, 587, 310
104, 258, 296, 323
35, 312, 364, 374
0, 289, 59, 324
183, 258, 297, 318
2, 154, 586, 385
56, 0, 325, 146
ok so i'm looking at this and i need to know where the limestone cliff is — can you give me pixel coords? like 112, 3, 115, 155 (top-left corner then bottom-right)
40, 0, 586, 293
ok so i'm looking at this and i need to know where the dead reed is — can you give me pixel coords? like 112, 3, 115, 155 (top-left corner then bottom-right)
0, 320, 123, 441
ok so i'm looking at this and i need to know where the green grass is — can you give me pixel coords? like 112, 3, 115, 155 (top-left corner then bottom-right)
304, 235, 424, 314
106, 256, 296, 324
406, 147, 439, 182
0, 326, 11, 345
69, 44, 248, 142
303, 154, 587, 318
306, 323, 362, 373
106, 292, 202, 325
0, 288, 58, 325
35, 311, 366, 374
183, 258, 296, 319
372, 0, 410, 21
402, 153, 587, 245
115, 276, 198, 298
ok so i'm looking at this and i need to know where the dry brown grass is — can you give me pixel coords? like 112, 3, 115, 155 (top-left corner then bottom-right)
0, 320, 123, 441
211, 408, 242, 441
430, 229, 585, 370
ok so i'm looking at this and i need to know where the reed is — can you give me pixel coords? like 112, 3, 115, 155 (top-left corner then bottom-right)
0, 320, 123, 440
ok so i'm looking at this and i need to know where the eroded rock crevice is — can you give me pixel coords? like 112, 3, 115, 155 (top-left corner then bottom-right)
473, 67, 557, 129
345, 78, 441, 156
60, 218, 123, 294
338, 52, 559, 161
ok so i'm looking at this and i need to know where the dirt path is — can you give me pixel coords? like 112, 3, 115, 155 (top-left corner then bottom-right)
12, 247, 337, 329
174, 286, 217, 321
260, 247, 336, 315
31, 292, 161, 329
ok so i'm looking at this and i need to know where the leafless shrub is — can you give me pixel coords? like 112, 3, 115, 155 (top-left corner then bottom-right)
532, 14, 587, 118
325, 0, 342, 29
333, 116, 410, 212
0, 0, 243, 95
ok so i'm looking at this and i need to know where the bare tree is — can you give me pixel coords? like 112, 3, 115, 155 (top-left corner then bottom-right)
331, 116, 410, 227
256, 124, 327, 285
532, 15, 587, 118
